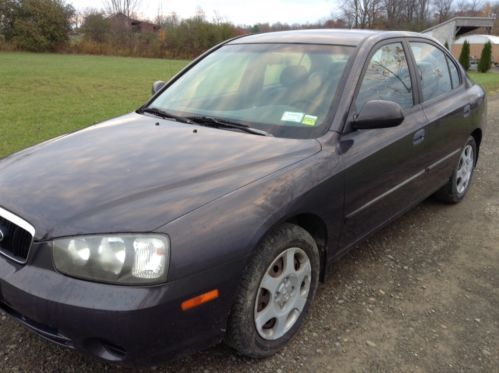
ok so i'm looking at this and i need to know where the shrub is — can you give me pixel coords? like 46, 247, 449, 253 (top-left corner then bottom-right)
81, 12, 111, 43
1, 0, 74, 52
478, 41, 492, 73
459, 40, 471, 71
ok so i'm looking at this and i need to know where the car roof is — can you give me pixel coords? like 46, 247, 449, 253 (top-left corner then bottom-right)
229, 29, 430, 47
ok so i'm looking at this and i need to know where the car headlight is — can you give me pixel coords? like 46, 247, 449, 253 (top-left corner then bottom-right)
52, 234, 170, 285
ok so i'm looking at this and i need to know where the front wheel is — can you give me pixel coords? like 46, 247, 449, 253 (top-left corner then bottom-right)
225, 223, 320, 358
435, 136, 477, 203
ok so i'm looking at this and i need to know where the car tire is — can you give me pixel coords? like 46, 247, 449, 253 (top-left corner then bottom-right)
435, 136, 477, 204
225, 223, 320, 358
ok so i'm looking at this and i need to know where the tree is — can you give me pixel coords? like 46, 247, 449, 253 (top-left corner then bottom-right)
105, 0, 141, 18
433, 0, 454, 22
468, 0, 483, 15
416, 0, 431, 28
478, 41, 492, 73
1, 0, 74, 52
444, 40, 449, 49
0, 0, 16, 38
459, 40, 471, 71
342, 0, 447, 30
81, 11, 110, 43
341, 0, 383, 28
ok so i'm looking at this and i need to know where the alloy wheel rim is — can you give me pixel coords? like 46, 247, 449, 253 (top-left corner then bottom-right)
254, 247, 312, 340
456, 144, 474, 194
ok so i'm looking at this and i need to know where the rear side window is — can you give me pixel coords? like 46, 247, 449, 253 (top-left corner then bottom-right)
355, 42, 414, 112
410, 42, 452, 101
447, 56, 460, 89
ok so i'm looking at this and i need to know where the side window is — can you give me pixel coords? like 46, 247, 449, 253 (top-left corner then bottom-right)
410, 42, 452, 101
447, 56, 460, 89
355, 43, 413, 112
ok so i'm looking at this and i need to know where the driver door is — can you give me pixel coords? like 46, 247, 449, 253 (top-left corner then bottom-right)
338, 40, 434, 250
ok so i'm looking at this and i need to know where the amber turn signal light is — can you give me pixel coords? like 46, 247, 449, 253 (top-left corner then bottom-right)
181, 289, 220, 311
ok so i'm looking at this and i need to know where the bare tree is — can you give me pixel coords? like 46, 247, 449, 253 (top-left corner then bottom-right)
417, 0, 431, 24
212, 10, 226, 25
433, 0, 454, 21
468, 0, 484, 14
454, 0, 486, 15
341, 0, 383, 28
104, 0, 141, 18
403, 0, 418, 25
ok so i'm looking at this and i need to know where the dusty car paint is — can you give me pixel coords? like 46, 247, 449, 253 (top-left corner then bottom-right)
0, 29, 486, 363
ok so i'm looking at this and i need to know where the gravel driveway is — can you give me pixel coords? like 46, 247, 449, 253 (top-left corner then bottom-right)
1, 96, 498, 373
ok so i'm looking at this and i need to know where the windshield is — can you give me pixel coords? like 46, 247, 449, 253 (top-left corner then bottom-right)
148, 43, 354, 139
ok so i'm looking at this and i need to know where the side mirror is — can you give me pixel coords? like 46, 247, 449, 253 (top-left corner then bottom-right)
152, 80, 165, 95
352, 100, 404, 130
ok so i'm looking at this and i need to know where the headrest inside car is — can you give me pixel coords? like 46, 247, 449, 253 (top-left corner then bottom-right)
280, 65, 308, 86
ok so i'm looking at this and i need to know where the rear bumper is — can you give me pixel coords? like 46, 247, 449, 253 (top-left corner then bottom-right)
0, 248, 243, 364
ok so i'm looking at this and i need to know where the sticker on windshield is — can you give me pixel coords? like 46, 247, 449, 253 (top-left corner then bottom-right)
281, 111, 304, 123
302, 115, 318, 126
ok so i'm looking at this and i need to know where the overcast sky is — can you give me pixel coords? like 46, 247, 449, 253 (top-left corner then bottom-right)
67, 0, 340, 25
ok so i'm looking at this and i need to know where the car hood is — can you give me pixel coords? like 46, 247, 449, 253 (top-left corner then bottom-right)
0, 113, 321, 240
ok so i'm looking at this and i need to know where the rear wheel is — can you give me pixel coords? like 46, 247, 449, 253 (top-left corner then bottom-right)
225, 223, 320, 358
435, 136, 477, 203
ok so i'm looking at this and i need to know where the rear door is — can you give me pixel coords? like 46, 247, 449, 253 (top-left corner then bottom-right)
407, 40, 473, 188
338, 39, 434, 250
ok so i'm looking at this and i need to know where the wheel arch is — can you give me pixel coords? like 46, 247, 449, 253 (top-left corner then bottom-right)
471, 128, 482, 162
284, 213, 329, 282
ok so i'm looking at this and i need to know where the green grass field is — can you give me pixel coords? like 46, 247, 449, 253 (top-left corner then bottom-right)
0, 52, 189, 157
469, 71, 499, 95
1, 52, 498, 158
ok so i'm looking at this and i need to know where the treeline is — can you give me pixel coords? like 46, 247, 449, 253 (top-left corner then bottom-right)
0, 1, 243, 57
0, 0, 497, 59
341, 0, 499, 31
74, 11, 245, 58
72, 9, 348, 58
0, 1, 347, 58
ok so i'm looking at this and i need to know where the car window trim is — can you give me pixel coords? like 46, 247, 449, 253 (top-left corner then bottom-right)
401, 38, 423, 105
445, 56, 456, 89
342, 37, 419, 134
445, 55, 461, 89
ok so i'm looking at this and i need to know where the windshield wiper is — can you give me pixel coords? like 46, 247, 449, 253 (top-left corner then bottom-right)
186, 115, 271, 136
138, 107, 194, 124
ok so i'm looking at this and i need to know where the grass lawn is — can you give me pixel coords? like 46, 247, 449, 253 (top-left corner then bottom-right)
468, 71, 499, 94
0, 52, 189, 158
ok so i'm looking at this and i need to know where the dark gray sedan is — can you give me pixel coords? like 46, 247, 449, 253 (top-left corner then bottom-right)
0, 29, 486, 364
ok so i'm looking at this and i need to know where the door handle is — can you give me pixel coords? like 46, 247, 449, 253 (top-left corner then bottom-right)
463, 104, 471, 118
413, 129, 425, 145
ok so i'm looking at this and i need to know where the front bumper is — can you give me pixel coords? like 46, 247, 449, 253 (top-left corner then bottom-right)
0, 242, 243, 364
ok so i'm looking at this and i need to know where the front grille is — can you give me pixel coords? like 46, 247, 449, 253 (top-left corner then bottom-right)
0, 208, 34, 263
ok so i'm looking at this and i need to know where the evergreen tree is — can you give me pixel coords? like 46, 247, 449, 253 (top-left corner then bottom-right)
444, 41, 449, 50
459, 40, 471, 71
478, 41, 492, 73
